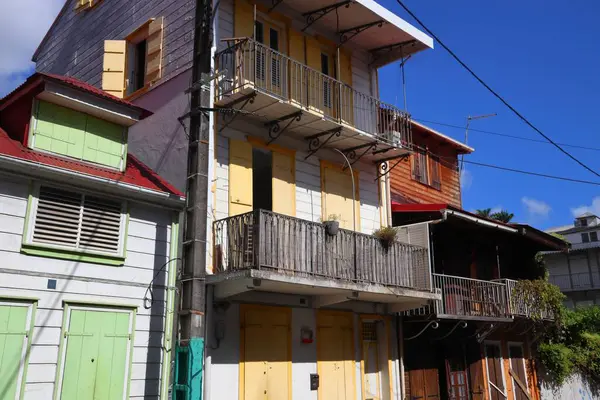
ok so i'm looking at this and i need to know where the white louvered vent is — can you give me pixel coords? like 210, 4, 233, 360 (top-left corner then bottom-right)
32, 186, 124, 254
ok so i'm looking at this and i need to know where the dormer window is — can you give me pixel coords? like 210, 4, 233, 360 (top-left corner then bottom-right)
580, 218, 588, 227
29, 100, 127, 170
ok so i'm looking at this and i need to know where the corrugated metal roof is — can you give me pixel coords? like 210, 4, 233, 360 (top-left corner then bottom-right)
0, 128, 183, 197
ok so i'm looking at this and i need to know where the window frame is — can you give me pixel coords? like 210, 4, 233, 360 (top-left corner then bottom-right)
590, 231, 598, 242
22, 183, 129, 264
75, 0, 102, 11
582, 232, 590, 243
411, 148, 443, 191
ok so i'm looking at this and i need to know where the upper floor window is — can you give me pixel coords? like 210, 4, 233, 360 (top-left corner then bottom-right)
76, 0, 101, 11
23, 185, 127, 260
30, 100, 127, 170
582, 232, 590, 243
579, 218, 588, 227
102, 18, 164, 99
411, 149, 441, 190
591, 232, 598, 242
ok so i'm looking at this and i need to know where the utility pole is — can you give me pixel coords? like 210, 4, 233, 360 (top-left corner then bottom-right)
175, 0, 212, 397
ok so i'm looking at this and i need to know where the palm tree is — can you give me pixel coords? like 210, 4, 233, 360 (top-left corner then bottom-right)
490, 210, 514, 223
475, 208, 493, 218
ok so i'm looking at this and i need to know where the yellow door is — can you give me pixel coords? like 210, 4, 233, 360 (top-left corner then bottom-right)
229, 139, 253, 216
272, 151, 295, 216
242, 306, 291, 400
317, 312, 355, 400
322, 162, 360, 230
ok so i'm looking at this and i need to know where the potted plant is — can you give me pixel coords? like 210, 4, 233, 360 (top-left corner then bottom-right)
374, 226, 398, 250
323, 214, 341, 236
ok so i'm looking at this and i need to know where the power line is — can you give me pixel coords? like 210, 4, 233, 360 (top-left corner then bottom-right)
395, 0, 600, 178
463, 160, 600, 186
414, 118, 600, 152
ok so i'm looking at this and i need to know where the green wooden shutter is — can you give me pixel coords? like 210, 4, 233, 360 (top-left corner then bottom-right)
34, 101, 87, 159
60, 309, 132, 400
0, 303, 31, 400
82, 116, 124, 169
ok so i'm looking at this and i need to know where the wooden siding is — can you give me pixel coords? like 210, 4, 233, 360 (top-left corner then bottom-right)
390, 126, 462, 207
0, 174, 175, 399
34, 0, 195, 88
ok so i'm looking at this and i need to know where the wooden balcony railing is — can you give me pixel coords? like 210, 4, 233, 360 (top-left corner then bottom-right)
213, 209, 431, 290
215, 37, 412, 149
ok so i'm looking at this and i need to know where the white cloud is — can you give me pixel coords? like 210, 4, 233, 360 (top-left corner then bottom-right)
0, 1, 63, 94
571, 197, 600, 217
460, 168, 473, 190
521, 197, 551, 219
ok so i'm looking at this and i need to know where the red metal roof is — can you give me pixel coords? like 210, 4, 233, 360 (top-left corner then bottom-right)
0, 73, 151, 118
0, 128, 183, 197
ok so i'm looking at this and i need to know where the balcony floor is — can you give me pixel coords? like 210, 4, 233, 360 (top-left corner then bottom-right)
208, 268, 440, 311
217, 87, 411, 163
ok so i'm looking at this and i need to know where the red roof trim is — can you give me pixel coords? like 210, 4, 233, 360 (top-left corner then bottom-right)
391, 202, 448, 212
0, 128, 183, 197
0, 73, 151, 119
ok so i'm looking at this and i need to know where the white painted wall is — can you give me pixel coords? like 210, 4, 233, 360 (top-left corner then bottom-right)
0, 174, 175, 400
215, 122, 382, 235
540, 374, 600, 400
206, 301, 402, 400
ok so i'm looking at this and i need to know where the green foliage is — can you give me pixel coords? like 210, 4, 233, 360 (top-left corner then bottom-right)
373, 226, 398, 244
475, 208, 492, 217
512, 279, 565, 323
491, 210, 514, 223
474, 208, 514, 222
537, 306, 600, 392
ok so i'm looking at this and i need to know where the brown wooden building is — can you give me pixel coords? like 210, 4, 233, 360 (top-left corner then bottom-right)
390, 121, 473, 208
388, 124, 566, 400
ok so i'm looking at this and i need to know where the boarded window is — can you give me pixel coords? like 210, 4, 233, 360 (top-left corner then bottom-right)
32, 100, 126, 170
29, 186, 126, 256
508, 344, 529, 400
484, 343, 506, 400
75, 0, 102, 11
430, 155, 441, 190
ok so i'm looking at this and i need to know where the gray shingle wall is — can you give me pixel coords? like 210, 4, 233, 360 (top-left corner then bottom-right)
34, 0, 195, 87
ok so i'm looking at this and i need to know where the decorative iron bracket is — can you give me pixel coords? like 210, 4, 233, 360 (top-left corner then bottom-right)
370, 39, 417, 55
374, 154, 409, 181
219, 92, 257, 132
304, 127, 342, 159
476, 323, 498, 343
405, 320, 439, 341
432, 321, 468, 341
342, 142, 377, 170
265, 111, 302, 145
339, 20, 385, 45
267, 0, 284, 13
301, 0, 353, 32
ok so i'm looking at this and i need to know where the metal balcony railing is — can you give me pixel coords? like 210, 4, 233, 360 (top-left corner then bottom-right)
215, 37, 412, 148
213, 209, 431, 290
549, 272, 600, 291
405, 274, 510, 319
494, 278, 554, 320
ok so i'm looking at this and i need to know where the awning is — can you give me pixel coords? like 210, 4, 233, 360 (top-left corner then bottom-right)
275, 0, 433, 67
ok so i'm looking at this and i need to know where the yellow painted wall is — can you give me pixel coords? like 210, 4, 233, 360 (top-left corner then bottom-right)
321, 161, 360, 230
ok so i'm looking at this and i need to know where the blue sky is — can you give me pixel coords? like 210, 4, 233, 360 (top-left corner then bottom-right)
1, 0, 598, 230
375, 0, 600, 229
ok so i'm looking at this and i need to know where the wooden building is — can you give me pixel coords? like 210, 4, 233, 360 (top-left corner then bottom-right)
0, 73, 184, 399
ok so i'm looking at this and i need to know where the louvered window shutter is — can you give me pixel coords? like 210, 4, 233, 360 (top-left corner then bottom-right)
102, 40, 127, 98
31, 186, 125, 254
145, 17, 164, 84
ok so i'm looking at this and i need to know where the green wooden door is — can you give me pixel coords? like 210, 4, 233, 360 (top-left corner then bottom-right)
59, 309, 132, 400
0, 302, 33, 400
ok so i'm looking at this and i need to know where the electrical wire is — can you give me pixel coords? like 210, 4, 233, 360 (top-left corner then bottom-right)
414, 117, 600, 152
462, 160, 600, 186
143, 257, 181, 309
395, 0, 600, 178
